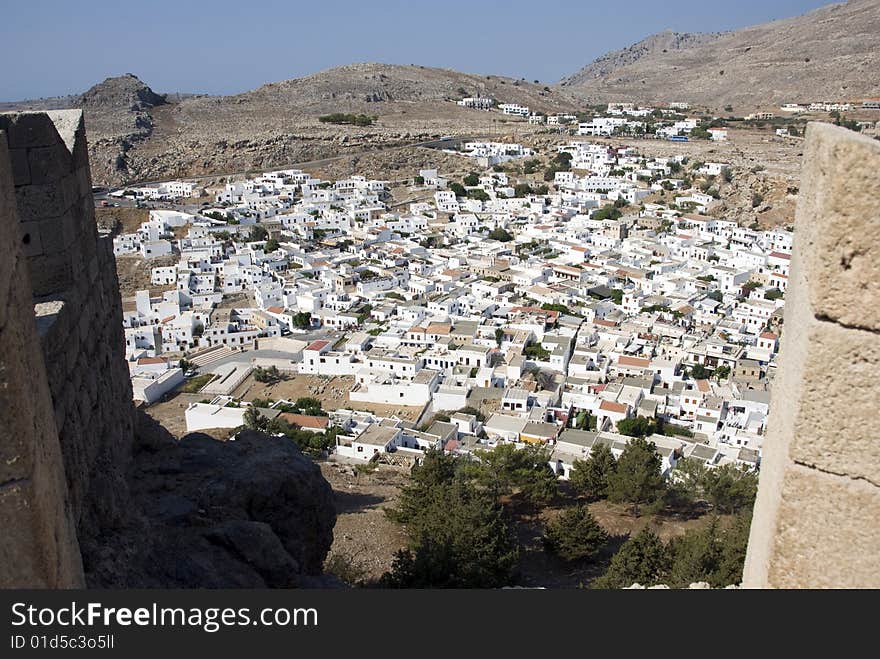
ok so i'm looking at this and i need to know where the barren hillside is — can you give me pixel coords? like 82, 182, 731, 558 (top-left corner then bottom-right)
561, 0, 880, 111
3, 64, 579, 187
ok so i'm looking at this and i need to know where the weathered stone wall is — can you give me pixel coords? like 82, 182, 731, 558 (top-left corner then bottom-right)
0, 131, 83, 587
743, 123, 880, 588
0, 111, 136, 582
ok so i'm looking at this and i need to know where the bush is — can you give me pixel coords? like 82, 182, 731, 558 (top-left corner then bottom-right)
543, 505, 609, 562
487, 227, 513, 242
318, 113, 375, 126
523, 343, 550, 361
592, 528, 671, 588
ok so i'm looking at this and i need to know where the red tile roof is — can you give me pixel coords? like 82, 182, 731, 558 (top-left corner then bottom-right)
137, 357, 166, 365
279, 413, 329, 430
305, 340, 329, 352
618, 355, 650, 368
600, 400, 627, 414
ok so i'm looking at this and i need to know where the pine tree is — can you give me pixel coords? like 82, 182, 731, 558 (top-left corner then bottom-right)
570, 443, 617, 500
543, 505, 609, 562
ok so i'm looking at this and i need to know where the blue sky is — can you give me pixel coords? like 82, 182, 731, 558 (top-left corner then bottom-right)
0, 0, 833, 101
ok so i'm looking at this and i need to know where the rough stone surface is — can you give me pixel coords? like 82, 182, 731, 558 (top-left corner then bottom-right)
2, 111, 337, 589
0, 131, 83, 587
795, 123, 880, 332
86, 416, 336, 588
743, 121, 880, 589
770, 466, 880, 588
789, 320, 880, 484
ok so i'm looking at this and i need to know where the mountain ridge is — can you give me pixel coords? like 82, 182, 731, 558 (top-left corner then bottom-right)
560, 0, 880, 109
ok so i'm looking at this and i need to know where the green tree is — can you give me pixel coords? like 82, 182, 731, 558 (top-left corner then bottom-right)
616, 417, 658, 438
449, 182, 467, 197
243, 406, 266, 431
593, 528, 671, 588
667, 512, 752, 588
463, 172, 480, 186
472, 442, 558, 506
248, 224, 269, 242
702, 464, 758, 514
291, 312, 312, 329
593, 204, 622, 221
468, 188, 490, 202
383, 451, 518, 587
570, 443, 617, 500
607, 436, 666, 514
543, 505, 609, 562
264, 238, 280, 252
514, 183, 533, 197
494, 327, 505, 347
487, 227, 513, 242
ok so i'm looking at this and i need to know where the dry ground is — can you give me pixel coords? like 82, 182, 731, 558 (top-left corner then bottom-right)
317, 462, 726, 588
232, 373, 424, 421
320, 462, 411, 584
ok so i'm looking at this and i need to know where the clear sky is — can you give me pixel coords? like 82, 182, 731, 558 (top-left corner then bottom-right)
0, 0, 834, 101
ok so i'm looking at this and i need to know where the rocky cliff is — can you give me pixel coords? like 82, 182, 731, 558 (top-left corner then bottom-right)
89, 417, 336, 588
0, 110, 336, 589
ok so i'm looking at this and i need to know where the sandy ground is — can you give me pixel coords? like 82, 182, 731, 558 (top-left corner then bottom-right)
232, 373, 424, 421
320, 462, 411, 584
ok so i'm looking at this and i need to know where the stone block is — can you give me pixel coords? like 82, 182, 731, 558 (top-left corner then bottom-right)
8, 147, 30, 185
27, 145, 71, 185
796, 123, 880, 332
788, 319, 880, 484
28, 254, 73, 298
769, 466, 880, 588
13, 181, 69, 222
0, 113, 62, 149
39, 216, 73, 255
45, 110, 83, 155
19, 221, 44, 258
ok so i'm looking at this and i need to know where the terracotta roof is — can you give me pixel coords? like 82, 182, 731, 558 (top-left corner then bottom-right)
696, 379, 711, 393
599, 400, 627, 414
266, 306, 285, 314
594, 318, 618, 327
305, 340, 329, 351
618, 355, 650, 368
278, 413, 329, 430
137, 357, 166, 365
426, 323, 451, 334
769, 251, 791, 260
759, 332, 778, 340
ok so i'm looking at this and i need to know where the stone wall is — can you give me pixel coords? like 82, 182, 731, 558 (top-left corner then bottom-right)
0, 111, 136, 583
0, 131, 83, 587
743, 123, 880, 588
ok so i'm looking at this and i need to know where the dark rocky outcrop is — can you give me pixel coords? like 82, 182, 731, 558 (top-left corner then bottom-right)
84, 412, 336, 588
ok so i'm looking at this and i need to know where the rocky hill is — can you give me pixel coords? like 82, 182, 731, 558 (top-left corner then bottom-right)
3, 64, 579, 186
560, 0, 880, 110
